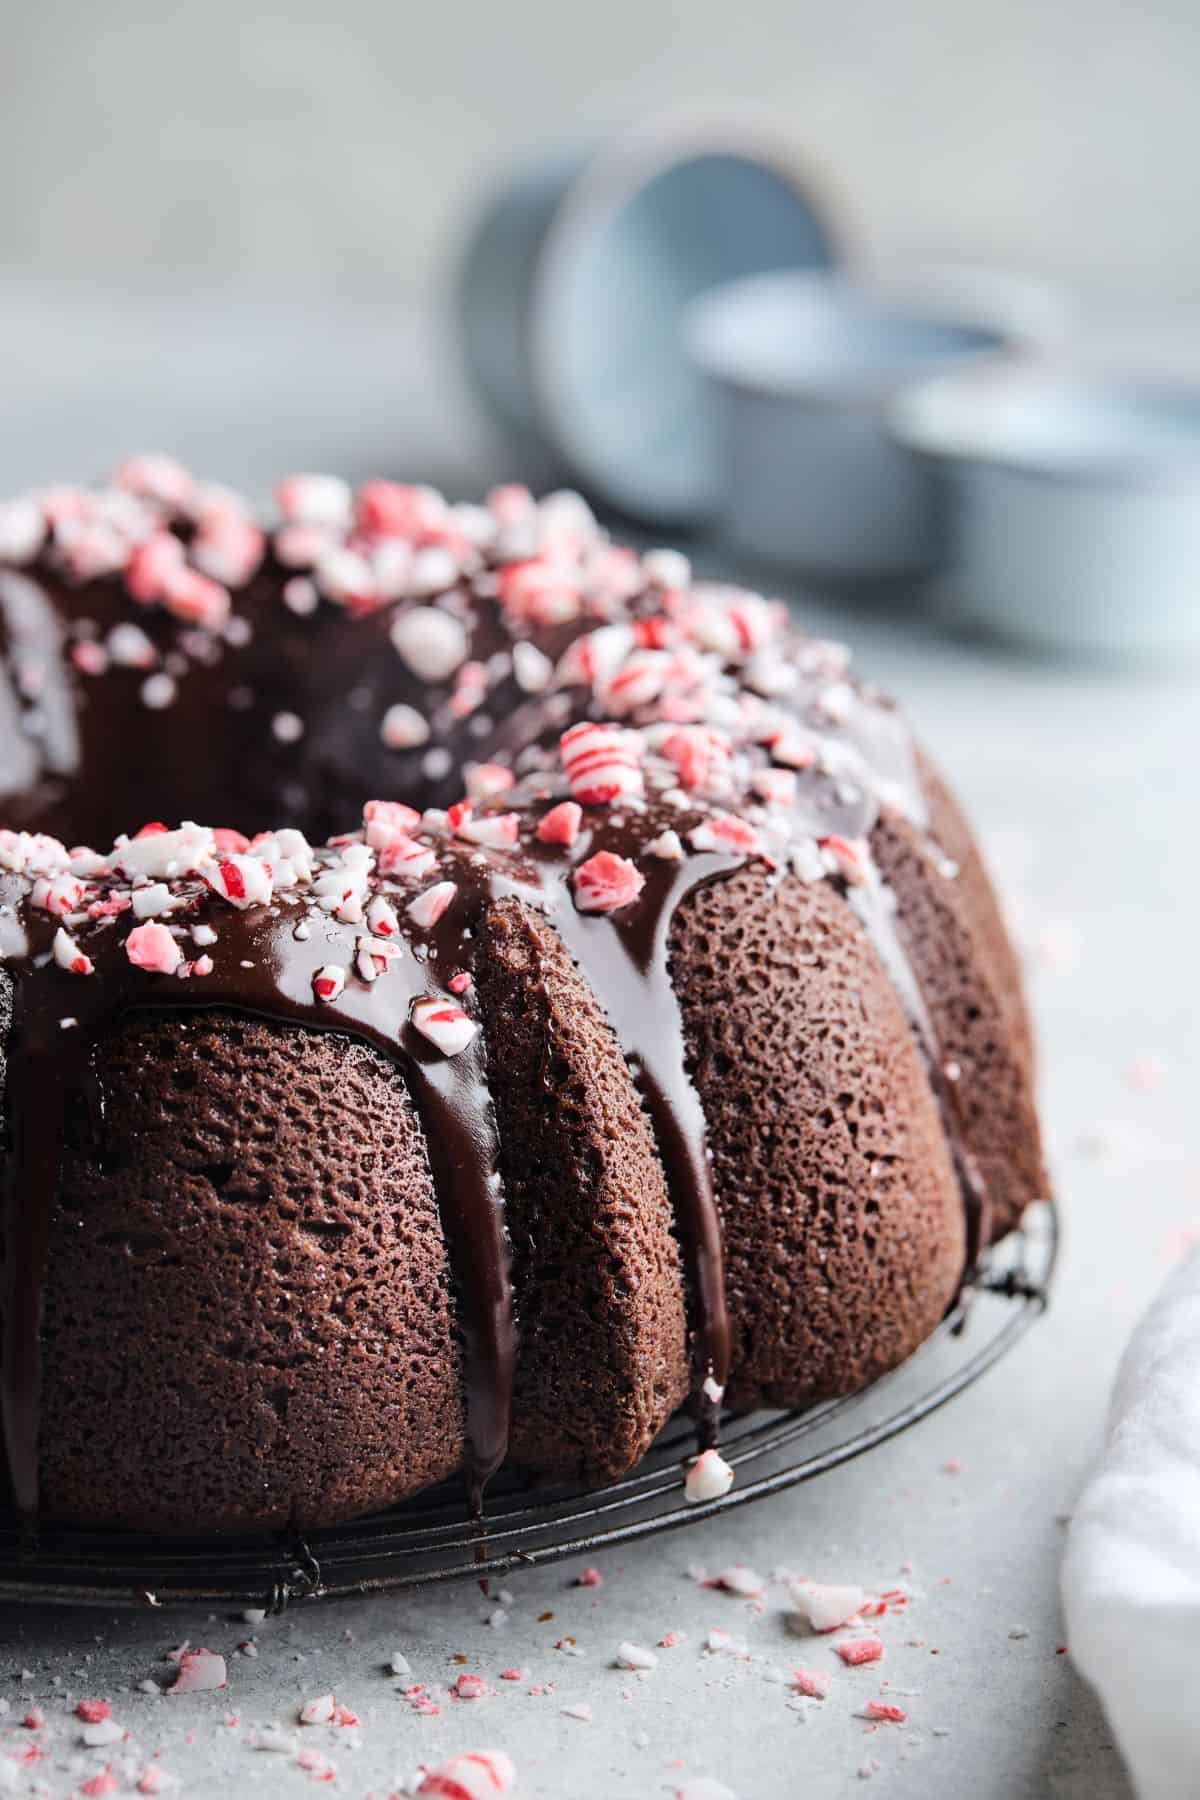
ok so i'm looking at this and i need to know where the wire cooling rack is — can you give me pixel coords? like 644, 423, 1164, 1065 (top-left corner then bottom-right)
0, 1201, 1057, 1609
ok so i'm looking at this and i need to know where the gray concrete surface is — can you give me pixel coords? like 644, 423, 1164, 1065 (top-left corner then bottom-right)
1, 283, 1196, 1797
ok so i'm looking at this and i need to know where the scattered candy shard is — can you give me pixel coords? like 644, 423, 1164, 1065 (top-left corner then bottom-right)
416, 1749, 516, 1796
685, 1449, 734, 1503
169, 1650, 227, 1694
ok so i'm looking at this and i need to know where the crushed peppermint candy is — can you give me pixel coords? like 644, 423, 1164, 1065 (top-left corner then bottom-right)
788, 1581, 870, 1633
411, 996, 478, 1056
417, 1750, 517, 1797
685, 1449, 735, 1503
125, 921, 183, 976
560, 721, 645, 806
168, 1649, 227, 1694
573, 850, 645, 914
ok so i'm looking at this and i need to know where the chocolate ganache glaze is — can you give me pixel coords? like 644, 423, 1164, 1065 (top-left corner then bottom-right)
0, 461, 1042, 1531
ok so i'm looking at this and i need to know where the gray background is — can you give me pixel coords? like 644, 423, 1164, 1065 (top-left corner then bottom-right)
1, 0, 1197, 305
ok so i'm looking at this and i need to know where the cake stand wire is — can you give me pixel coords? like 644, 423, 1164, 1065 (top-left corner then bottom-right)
0, 1200, 1058, 1609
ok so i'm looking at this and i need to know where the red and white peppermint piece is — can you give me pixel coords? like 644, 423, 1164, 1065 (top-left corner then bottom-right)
535, 801, 582, 847
377, 837, 437, 881
788, 1581, 869, 1633
53, 927, 94, 976
161, 566, 231, 633
689, 815, 762, 857
298, 1693, 335, 1726
363, 798, 422, 844
315, 545, 378, 613
80, 1770, 119, 1798
275, 473, 352, 529
380, 702, 431, 749
410, 544, 461, 597
109, 821, 214, 881
81, 1718, 124, 1748
456, 812, 519, 850
417, 1750, 516, 1798
573, 851, 644, 914
488, 482, 535, 524
835, 1637, 883, 1667
708, 1564, 765, 1597
819, 834, 870, 886
168, 1649, 226, 1693
0, 494, 46, 563
751, 767, 798, 807
125, 921, 182, 975
449, 664, 489, 726
107, 621, 158, 668
366, 894, 400, 938
816, 680, 855, 724
555, 623, 635, 692
560, 721, 644, 806
588, 541, 642, 605
59, 520, 128, 581
499, 559, 582, 628
411, 996, 478, 1057
539, 488, 595, 544
642, 546, 691, 590
136, 1767, 180, 1794
391, 606, 469, 683
131, 882, 173, 919
464, 763, 515, 801
453, 1673, 487, 1701
140, 672, 177, 710
860, 1700, 906, 1723
356, 935, 402, 982
448, 971, 472, 995
598, 647, 672, 715
687, 586, 779, 659
355, 479, 425, 539
114, 453, 195, 510
658, 727, 732, 795
123, 531, 185, 603
200, 854, 273, 909
684, 1448, 734, 1503
512, 639, 552, 694
645, 829, 684, 861
275, 523, 334, 570
71, 639, 109, 676
313, 965, 346, 1003
407, 881, 457, 930
68, 844, 109, 877
791, 1668, 830, 1700
32, 873, 84, 915
282, 575, 319, 616
190, 515, 265, 588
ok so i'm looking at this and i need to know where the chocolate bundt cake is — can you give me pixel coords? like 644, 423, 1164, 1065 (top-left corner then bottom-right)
0, 459, 1046, 1534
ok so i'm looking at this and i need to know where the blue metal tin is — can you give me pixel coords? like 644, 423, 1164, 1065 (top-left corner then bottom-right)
455, 107, 841, 523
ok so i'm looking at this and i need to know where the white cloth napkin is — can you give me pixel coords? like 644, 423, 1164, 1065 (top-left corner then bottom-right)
1062, 1247, 1200, 1798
